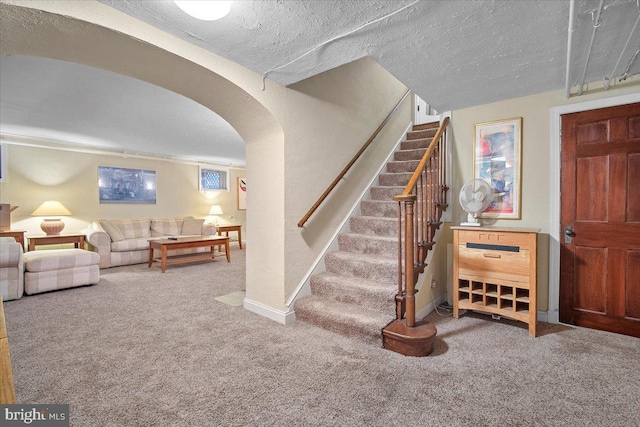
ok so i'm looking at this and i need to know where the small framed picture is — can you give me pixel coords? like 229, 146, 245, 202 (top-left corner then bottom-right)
473, 117, 522, 219
237, 177, 246, 210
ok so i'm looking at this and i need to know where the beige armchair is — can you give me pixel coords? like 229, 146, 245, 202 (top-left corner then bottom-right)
0, 237, 24, 301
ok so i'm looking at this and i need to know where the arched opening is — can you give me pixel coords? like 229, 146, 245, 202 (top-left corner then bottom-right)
0, 2, 286, 313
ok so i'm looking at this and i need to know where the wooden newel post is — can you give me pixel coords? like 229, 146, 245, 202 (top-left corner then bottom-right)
395, 194, 417, 328
396, 201, 404, 320
404, 199, 416, 328
384, 191, 437, 356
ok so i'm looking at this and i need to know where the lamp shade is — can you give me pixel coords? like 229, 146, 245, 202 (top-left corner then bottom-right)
174, 1, 232, 21
209, 205, 224, 215
31, 200, 72, 217
31, 201, 72, 236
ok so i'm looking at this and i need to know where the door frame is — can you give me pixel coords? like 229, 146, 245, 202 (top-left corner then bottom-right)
548, 92, 640, 324
414, 94, 440, 125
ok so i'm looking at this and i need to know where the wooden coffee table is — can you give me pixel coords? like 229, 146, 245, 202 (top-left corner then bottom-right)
148, 236, 230, 273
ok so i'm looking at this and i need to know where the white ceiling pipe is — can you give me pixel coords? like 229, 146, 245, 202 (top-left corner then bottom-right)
578, 0, 604, 95
604, 12, 640, 90
620, 47, 640, 80
565, 0, 577, 98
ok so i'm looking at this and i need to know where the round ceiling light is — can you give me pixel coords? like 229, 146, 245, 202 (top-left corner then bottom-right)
173, 1, 232, 21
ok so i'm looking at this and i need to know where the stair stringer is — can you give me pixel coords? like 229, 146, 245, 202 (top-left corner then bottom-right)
285, 121, 413, 313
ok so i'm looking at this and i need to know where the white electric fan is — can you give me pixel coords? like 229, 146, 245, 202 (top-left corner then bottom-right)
459, 179, 492, 226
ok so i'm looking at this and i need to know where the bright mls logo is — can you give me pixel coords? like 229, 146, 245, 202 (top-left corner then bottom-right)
1, 405, 69, 426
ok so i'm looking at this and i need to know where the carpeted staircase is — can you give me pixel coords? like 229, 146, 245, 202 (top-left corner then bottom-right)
294, 122, 440, 345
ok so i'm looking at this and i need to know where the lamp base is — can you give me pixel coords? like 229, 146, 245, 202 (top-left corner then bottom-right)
40, 218, 65, 236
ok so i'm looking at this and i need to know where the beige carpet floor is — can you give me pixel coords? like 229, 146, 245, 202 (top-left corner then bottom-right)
3, 246, 639, 426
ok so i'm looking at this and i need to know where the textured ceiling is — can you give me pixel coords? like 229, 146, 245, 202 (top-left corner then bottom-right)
99, 0, 640, 111
1, 0, 639, 164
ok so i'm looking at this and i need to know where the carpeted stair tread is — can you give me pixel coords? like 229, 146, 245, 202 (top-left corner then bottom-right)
400, 138, 432, 150
338, 233, 397, 258
406, 129, 436, 140
325, 250, 397, 283
310, 272, 396, 314
378, 172, 414, 187
350, 216, 397, 237
394, 148, 427, 161
294, 295, 394, 345
386, 160, 420, 173
370, 186, 405, 200
360, 200, 397, 217
413, 121, 440, 131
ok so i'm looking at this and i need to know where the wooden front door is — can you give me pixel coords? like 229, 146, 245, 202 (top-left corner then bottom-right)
560, 102, 640, 338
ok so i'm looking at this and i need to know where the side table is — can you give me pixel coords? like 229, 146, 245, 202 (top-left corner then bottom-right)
28, 234, 86, 252
216, 224, 243, 249
0, 230, 26, 251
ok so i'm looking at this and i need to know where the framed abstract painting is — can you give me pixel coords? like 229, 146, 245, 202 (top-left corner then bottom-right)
473, 117, 522, 219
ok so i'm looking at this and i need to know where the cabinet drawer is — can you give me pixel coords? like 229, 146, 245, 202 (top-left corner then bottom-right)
457, 245, 531, 286
457, 230, 535, 251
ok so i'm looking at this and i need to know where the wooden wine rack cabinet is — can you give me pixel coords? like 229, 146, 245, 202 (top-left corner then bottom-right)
452, 226, 540, 337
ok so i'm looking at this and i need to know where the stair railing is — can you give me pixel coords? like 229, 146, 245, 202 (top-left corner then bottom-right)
298, 90, 411, 228
394, 117, 450, 326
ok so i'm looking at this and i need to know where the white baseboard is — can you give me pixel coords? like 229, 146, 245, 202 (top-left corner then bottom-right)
244, 295, 551, 328
244, 298, 296, 325
537, 310, 549, 323
416, 293, 448, 320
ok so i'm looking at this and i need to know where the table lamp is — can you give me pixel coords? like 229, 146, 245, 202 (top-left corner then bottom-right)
209, 204, 223, 226
31, 200, 72, 235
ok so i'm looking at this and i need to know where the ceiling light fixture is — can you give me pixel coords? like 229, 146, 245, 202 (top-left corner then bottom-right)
173, 1, 232, 21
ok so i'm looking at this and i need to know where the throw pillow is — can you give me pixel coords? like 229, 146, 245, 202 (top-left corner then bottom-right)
151, 219, 181, 236
182, 218, 205, 235
121, 219, 151, 239
99, 220, 126, 242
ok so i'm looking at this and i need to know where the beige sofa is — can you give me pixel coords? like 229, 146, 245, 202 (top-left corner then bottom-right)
81, 217, 216, 268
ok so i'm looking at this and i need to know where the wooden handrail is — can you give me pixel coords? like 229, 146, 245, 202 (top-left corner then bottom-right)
398, 117, 449, 197
297, 89, 411, 227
